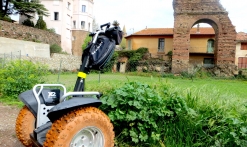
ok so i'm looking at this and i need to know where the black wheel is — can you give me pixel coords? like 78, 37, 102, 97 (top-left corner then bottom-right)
15, 106, 35, 147
44, 106, 115, 147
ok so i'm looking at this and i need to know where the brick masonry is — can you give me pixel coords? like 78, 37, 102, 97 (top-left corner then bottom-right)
172, 0, 237, 75
0, 20, 61, 46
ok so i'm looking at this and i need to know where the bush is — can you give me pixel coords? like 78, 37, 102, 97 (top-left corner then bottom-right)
82, 34, 92, 50
100, 82, 189, 146
0, 60, 48, 98
22, 19, 34, 27
50, 44, 62, 53
35, 16, 47, 30
0, 15, 12, 22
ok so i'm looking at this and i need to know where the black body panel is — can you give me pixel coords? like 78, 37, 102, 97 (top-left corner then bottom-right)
32, 122, 52, 146
18, 89, 63, 117
18, 90, 39, 117
47, 97, 102, 122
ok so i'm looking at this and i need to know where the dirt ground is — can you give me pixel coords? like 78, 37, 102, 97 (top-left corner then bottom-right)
0, 103, 24, 147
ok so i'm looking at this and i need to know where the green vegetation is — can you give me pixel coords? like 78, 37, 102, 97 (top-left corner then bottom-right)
0, 60, 48, 99
22, 18, 34, 27
50, 44, 62, 53
0, 70, 247, 146
35, 16, 47, 30
82, 33, 92, 50
0, 0, 48, 19
117, 47, 149, 71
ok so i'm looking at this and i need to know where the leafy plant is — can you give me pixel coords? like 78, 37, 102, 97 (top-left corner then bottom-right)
22, 18, 34, 27
82, 33, 92, 50
100, 82, 190, 146
35, 16, 47, 30
50, 44, 62, 53
0, 60, 48, 98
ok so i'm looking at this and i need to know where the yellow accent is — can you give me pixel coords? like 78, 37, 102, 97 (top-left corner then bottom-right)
78, 72, 87, 78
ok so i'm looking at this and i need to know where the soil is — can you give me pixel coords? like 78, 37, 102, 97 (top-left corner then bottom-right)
0, 103, 24, 147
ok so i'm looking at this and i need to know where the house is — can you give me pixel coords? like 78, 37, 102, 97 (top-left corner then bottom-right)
236, 32, 247, 69
125, 26, 247, 69
19, 0, 94, 55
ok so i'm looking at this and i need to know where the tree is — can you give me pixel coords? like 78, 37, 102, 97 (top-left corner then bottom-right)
92, 18, 99, 32
35, 16, 47, 30
82, 33, 92, 50
22, 18, 34, 27
0, 0, 48, 19
120, 25, 127, 49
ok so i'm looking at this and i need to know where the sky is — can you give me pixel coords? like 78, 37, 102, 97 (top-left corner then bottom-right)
93, 0, 247, 35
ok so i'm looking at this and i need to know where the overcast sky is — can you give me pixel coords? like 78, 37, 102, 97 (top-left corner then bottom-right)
93, 0, 247, 35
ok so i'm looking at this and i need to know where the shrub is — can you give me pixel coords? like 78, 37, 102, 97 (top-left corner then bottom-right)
35, 16, 47, 30
100, 82, 189, 146
0, 15, 12, 22
0, 60, 48, 98
22, 19, 34, 27
50, 44, 62, 53
47, 28, 56, 33
82, 33, 92, 50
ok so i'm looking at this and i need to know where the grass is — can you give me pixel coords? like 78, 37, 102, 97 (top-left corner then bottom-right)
1, 72, 246, 107
1, 72, 247, 146
47, 72, 247, 99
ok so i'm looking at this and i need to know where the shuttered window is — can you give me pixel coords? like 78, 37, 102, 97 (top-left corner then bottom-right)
241, 43, 247, 50
238, 57, 247, 69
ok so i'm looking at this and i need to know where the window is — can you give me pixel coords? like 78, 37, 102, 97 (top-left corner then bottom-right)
53, 0, 59, 5
82, 5, 86, 12
207, 39, 215, 53
73, 21, 76, 29
81, 21, 85, 29
66, 29, 71, 39
238, 57, 247, 69
54, 12, 59, 20
66, 15, 71, 25
67, 2, 71, 10
203, 58, 214, 68
158, 38, 165, 52
241, 43, 247, 50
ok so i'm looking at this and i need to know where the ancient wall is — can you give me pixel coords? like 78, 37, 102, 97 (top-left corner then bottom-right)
0, 20, 61, 46
172, 0, 237, 74
72, 30, 89, 56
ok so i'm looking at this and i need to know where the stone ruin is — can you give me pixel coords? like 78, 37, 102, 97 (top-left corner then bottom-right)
172, 0, 237, 76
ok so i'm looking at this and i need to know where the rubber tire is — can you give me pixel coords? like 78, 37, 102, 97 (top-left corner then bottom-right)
43, 106, 115, 147
15, 106, 35, 147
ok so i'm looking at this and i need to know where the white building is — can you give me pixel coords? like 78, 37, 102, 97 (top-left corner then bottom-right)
72, 0, 94, 32
19, 0, 94, 55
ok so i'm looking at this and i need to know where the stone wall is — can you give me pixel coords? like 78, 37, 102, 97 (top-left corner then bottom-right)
21, 53, 81, 71
0, 37, 50, 58
172, 0, 237, 75
0, 20, 61, 46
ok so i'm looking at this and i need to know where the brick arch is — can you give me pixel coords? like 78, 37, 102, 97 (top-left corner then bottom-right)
172, 0, 236, 74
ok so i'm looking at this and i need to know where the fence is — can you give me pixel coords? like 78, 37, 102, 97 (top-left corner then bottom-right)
0, 50, 21, 68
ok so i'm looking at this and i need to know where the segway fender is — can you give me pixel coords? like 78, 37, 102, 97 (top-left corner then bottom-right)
47, 97, 102, 122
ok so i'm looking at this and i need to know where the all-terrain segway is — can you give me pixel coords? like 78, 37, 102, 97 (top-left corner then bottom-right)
15, 22, 122, 147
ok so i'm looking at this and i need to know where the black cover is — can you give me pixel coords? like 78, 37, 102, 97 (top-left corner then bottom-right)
85, 35, 116, 70
105, 26, 123, 45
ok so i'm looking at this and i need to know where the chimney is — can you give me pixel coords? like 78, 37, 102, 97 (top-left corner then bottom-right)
197, 24, 200, 33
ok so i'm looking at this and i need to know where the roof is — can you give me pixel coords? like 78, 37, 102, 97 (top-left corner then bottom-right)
236, 32, 247, 42
127, 27, 215, 37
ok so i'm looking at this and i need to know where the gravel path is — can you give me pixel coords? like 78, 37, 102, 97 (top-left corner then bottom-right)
0, 103, 24, 147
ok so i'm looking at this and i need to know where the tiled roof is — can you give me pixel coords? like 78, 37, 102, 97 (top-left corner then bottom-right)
130, 27, 215, 36
236, 32, 247, 42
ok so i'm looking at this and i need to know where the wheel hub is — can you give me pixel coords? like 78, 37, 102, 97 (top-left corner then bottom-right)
70, 126, 104, 147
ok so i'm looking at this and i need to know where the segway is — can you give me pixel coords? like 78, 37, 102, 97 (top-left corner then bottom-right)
15, 22, 122, 147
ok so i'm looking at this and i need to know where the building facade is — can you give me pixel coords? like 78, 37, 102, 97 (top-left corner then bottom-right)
19, 0, 94, 55
125, 27, 247, 69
